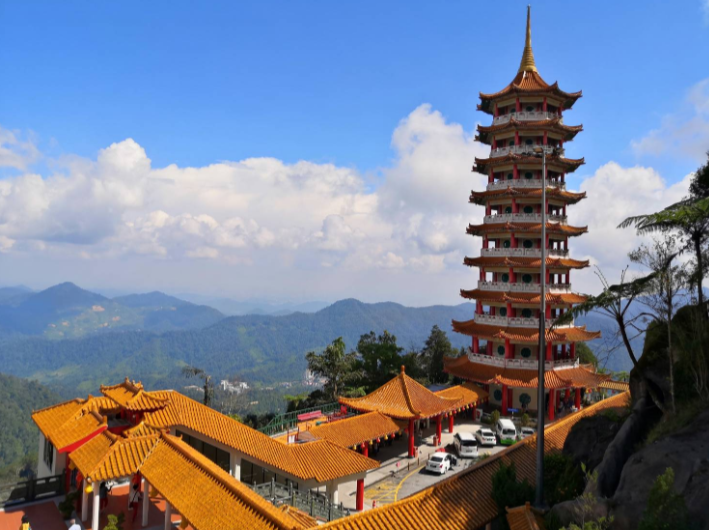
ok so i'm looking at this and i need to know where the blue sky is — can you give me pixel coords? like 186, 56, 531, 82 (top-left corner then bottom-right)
0, 1, 707, 304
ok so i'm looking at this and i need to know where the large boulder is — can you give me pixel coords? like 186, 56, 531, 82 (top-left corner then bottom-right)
609, 409, 709, 530
562, 409, 625, 472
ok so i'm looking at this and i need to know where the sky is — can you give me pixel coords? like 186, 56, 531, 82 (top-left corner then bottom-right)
0, 0, 708, 305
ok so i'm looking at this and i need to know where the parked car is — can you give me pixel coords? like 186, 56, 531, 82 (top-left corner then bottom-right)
518, 426, 535, 440
475, 428, 497, 447
453, 432, 479, 458
426, 453, 456, 475
495, 418, 518, 445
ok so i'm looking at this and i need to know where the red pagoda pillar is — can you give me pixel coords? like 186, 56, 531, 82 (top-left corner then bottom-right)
575, 388, 582, 409
436, 415, 442, 446
501, 384, 509, 416
448, 413, 454, 434
565, 388, 571, 402
361, 442, 369, 458
408, 418, 415, 457
356, 479, 365, 511
548, 389, 555, 421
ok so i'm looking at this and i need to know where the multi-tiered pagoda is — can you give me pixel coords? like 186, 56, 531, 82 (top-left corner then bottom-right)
444, 7, 606, 421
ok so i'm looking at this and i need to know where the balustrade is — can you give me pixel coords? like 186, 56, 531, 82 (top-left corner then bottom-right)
486, 179, 566, 191
466, 351, 580, 370
483, 213, 566, 224
480, 248, 569, 258
491, 111, 561, 125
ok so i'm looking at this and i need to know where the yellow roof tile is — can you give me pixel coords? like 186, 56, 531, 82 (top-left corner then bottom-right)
306, 412, 407, 448
339, 367, 460, 420
434, 382, 489, 411
32, 399, 108, 451
507, 502, 546, 530
100, 378, 171, 411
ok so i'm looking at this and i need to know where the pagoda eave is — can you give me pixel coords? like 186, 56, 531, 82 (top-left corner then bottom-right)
473, 155, 585, 174
459, 288, 589, 305
469, 188, 587, 206
466, 222, 588, 237
462, 256, 591, 269
451, 319, 601, 344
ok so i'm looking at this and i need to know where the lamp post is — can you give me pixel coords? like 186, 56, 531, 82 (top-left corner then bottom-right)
525, 145, 554, 509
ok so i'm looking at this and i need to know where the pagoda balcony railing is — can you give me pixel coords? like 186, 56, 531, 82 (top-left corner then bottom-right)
466, 351, 580, 371
486, 179, 566, 191
477, 281, 572, 293
474, 313, 574, 329
483, 213, 567, 224
490, 145, 529, 157
480, 248, 569, 258
491, 111, 561, 125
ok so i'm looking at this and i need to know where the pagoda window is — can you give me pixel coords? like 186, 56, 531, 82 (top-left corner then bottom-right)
499, 307, 507, 317
501, 273, 510, 283
521, 347, 532, 358
508, 140, 515, 147
502, 240, 511, 248
506, 173, 514, 180
504, 206, 513, 214
525, 138, 533, 146
43, 437, 55, 472
525, 105, 534, 112
522, 273, 533, 284
523, 205, 534, 214
497, 345, 506, 356
524, 171, 534, 179
521, 308, 532, 318
523, 239, 533, 249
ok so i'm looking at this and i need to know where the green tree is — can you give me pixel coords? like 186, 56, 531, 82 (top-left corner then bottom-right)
558, 465, 613, 530
491, 462, 535, 530
103, 512, 125, 530
638, 468, 691, 530
575, 342, 598, 368
305, 337, 359, 402
420, 325, 454, 384
356, 331, 404, 391
181, 365, 214, 407
543, 454, 584, 506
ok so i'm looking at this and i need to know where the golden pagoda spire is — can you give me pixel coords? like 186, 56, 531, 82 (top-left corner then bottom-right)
518, 5, 538, 73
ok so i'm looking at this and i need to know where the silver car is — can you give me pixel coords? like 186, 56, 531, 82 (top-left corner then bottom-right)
475, 428, 497, 446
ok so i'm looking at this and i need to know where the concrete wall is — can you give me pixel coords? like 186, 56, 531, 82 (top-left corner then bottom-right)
488, 383, 541, 412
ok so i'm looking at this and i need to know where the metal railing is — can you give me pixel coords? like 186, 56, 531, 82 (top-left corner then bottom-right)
258, 402, 343, 437
492, 111, 561, 125
486, 179, 566, 191
466, 352, 580, 371
480, 248, 569, 258
476, 281, 572, 293
474, 314, 574, 329
252, 478, 351, 521
483, 213, 567, 224
0, 474, 64, 507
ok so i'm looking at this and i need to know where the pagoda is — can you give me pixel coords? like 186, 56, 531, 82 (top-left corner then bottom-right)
444, 7, 606, 421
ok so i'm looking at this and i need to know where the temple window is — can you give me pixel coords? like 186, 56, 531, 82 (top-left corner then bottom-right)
521, 308, 533, 318
43, 437, 54, 471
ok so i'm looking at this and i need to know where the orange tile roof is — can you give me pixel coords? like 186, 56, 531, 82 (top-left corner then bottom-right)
434, 382, 489, 410
467, 221, 587, 237
477, 70, 582, 114
70, 431, 161, 483
101, 378, 171, 411
442, 356, 610, 390
306, 412, 407, 449
476, 118, 583, 144
144, 391, 378, 483
473, 154, 585, 175
279, 506, 318, 529
32, 399, 108, 452
599, 380, 630, 392
464, 256, 590, 270
140, 434, 308, 530
338, 367, 460, 420
320, 393, 628, 530
469, 187, 587, 206
459, 289, 588, 305
451, 319, 601, 344
506, 502, 546, 530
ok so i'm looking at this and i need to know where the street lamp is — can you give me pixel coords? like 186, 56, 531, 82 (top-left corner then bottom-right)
524, 144, 555, 509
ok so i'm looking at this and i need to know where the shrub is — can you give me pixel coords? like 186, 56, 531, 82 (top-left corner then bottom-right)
58, 491, 79, 519
103, 512, 125, 530
491, 410, 501, 425
491, 462, 535, 530
543, 453, 584, 506
637, 468, 691, 530
521, 413, 530, 427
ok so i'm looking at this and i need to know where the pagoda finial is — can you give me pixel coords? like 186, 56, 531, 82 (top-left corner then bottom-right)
401, 365, 406, 374
518, 5, 538, 73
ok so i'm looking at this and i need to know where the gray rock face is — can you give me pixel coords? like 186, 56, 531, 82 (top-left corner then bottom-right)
562, 411, 624, 472
610, 409, 709, 530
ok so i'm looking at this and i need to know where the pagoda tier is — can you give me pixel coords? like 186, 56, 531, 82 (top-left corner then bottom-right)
473, 153, 585, 175
475, 118, 583, 145
454, 6, 599, 420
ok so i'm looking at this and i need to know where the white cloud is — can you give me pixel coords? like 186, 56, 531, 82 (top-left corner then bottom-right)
0, 127, 40, 170
631, 78, 709, 162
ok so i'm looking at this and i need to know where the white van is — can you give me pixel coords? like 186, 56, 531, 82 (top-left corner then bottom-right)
495, 418, 518, 446
453, 432, 479, 458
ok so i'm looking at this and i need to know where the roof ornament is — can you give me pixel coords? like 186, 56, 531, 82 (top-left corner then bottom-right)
518, 5, 538, 74
400, 365, 406, 374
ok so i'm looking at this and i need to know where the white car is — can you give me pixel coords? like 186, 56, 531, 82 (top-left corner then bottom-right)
496, 419, 518, 446
475, 428, 497, 446
453, 432, 479, 458
425, 453, 456, 475
519, 426, 535, 440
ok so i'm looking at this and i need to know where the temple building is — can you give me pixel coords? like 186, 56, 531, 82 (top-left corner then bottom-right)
444, 6, 607, 421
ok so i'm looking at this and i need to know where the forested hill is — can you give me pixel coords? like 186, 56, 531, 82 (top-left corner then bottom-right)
0, 373, 58, 484
0, 299, 475, 394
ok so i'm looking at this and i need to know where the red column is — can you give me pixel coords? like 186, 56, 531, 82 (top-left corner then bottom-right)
504, 338, 512, 359
362, 442, 369, 458
570, 342, 576, 358
565, 388, 571, 402
483, 236, 489, 249
472, 405, 477, 421
494, 103, 499, 117
543, 97, 547, 112
506, 302, 513, 318
408, 418, 415, 457
448, 413, 454, 434
501, 384, 508, 416
515, 98, 521, 112
356, 478, 365, 510
548, 389, 555, 421
515, 131, 520, 146
488, 169, 494, 184
546, 342, 553, 361
473, 337, 479, 353
575, 388, 582, 409
487, 342, 493, 355
436, 415, 442, 445
543, 131, 548, 145
513, 164, 519, 179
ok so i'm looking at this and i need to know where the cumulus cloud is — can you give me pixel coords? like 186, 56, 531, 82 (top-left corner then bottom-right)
631, 78, 709, 162
0, 127, 40, 170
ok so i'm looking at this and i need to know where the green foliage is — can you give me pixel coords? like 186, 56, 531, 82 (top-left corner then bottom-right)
645, 399, 704, 446
58, 490, 80, 519
357, 330, 406, 392
305, 337, 359, 401
575, 342, 598, 369
103, 512, 125, 530
559, 467, 613, 530
521, 413, 530, 427
0, 373, 59, 484
491, 410, 501, 425
420, 325, 455, 384
543, 454, 584, 506
491, 462, 535, 530
638, 468, 691, 530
